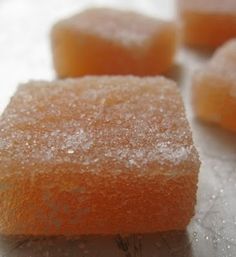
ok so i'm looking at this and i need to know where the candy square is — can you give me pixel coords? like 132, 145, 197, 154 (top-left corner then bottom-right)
0, 76, 200, 235
193, 40, 236, 132
178, 0, 236, 47
51, 8, 178, 77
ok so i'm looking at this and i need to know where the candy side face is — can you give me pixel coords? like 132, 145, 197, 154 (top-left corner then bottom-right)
192, 40, 236, 132
0, 76, 200, 235
51, 8, 178, 77
178, 0, 236, 47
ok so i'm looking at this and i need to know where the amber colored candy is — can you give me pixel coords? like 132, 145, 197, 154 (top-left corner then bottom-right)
51, 8, 178, 77
178, 0, 236, 47
0, 76, 200, 235
193, 40, 236, 132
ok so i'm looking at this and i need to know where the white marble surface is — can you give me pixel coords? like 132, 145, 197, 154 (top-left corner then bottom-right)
0, 0, 236, 257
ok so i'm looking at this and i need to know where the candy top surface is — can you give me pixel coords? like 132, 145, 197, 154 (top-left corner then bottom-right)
211, 40, 236, 71
54, 8, 173, 47
195, 40, 236, 85
179, 0, 236, 14
0, 76, 199, 176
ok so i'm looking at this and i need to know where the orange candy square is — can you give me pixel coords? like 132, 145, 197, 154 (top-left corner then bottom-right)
0, 76, 199, 235
193, 40, 236, 132
51, 8, 178, 77
178, 0, 236, 47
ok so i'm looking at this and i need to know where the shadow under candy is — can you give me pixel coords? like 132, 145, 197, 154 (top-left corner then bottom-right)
164, 63, 184, 86
0, 230, 193, 257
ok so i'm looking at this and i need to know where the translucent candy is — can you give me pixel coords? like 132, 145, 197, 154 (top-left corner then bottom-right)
0, 76, 200, 235
178, 0, 236, 47
51, 8, 178, 77
193, 40, 236, 132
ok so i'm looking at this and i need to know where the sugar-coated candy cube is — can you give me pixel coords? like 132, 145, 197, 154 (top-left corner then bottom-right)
178, 0, 236, 47
51, 8, 178, 77
193, 40, 236, 132
0, 76, 200, 235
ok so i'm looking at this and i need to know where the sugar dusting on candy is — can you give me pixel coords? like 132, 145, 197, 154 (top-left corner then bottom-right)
0, 76, 199, 175
0, 76, 200, 235
192, 39, 236, 131
60, 8, 167, 47
208, 39, 236, 83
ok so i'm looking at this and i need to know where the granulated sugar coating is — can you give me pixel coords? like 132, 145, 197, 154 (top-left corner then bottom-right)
0, 76, 200, 235
51, 8, 178, 77
177, 0, 236, 47
193, 40, 236, 132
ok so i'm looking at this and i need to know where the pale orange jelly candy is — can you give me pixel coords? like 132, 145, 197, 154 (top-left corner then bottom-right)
193, 40, 236, 132
51, 8, 178, 78
0, 76, 200, 235
178, 0, 236, 47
